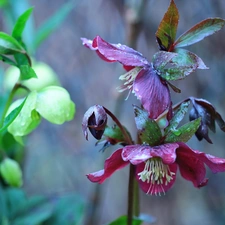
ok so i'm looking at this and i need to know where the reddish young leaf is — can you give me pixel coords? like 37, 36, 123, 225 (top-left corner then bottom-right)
174, 18, 225, 48
156, 0, 179, 51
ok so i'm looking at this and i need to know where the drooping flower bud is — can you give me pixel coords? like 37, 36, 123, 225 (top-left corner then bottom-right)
0, 158, 23, 187
189, 97, 225, 143
82, 105, 107, 140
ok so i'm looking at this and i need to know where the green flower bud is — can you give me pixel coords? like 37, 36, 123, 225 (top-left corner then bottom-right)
4, 60, 60, 92
7, 91, 41, 137
0, 158, 23, 187
36, 86, 75, 124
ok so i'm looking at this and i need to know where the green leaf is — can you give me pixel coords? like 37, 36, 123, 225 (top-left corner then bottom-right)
19, 65, 37, 80
0, 158, 23, 187
133, 105, 162, 146
12, 7, 34, 41
152, 51, 177, 70
108, 215, 142, 225
0, 32, 25, 55
7, 91, 41, 137
164, 118, 201, 143
174, 18, 225, 48
0, 98, 27, 133
34, 1, 74, 49
104, 125, 125, 142
156, 0, 179, 50
173, 48, 208, 69
0, 55, 17, 66
165, 101, 190, 134
36, 86, 75, 124
159, 49, 208, 81
14, 52, 32, 67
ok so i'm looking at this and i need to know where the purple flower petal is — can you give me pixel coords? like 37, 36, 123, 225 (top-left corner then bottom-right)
83, 36, 149, 67
87, 148, 129, 184
122, 143, 179, 165
176, 144, 208, 188
133, 66, 171, 119
194, 151, 225, 173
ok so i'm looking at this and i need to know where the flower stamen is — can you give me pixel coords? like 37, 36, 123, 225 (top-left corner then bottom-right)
138, 158, 175, 195
117, 67, 142, 97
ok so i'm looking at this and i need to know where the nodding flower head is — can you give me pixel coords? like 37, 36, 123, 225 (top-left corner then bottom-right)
82, 105, 107, 140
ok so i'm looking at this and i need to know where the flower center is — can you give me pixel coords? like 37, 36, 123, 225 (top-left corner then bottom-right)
137, 158, 175, 195
117, 67, 142, 99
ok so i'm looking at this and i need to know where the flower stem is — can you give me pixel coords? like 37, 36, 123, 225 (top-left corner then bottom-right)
103, 107, 133, 145
127, 163, 140, 225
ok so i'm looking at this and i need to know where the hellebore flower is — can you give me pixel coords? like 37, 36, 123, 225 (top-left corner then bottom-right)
87, 142, 225, 195
81, 36, 171, 119
189, 97, 225, 144
82, 105, 107, 140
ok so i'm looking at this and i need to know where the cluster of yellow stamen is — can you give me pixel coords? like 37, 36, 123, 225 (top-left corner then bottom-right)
118, 67, 142, 94
138, 158, 175, 195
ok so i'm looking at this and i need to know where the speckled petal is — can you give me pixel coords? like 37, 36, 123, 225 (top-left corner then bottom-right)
133, 66, 171, 119
82, 36, 149, 67
122, 143, 179, 165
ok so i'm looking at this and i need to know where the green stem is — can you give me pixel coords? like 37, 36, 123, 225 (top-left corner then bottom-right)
133, 178, 140, 216
103, 107, 138, 224
127, 164, 135, 225
103, 107, 133, 145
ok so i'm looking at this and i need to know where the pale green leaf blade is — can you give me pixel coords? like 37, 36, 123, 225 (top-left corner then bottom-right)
19, 65, 37, 80
174, 18, 225, 48
0, 32, 25, 55
164, 118, 201, 143
165, 101, 190, 134
12, 7, 34, 40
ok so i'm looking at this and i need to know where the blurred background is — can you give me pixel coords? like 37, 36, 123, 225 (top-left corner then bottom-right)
0, 0, 225, 224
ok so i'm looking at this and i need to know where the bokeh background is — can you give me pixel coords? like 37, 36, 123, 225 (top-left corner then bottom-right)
1, 0, 225, 224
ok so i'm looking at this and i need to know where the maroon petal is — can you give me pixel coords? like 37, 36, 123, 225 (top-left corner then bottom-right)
83, 36, 149, 67
136, 162, 177, 195
133, 67, 171, 119
87, 148, 129, 184
194, 151, 225, 173
176, 143, 208, 187
122, 143, 179, 165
